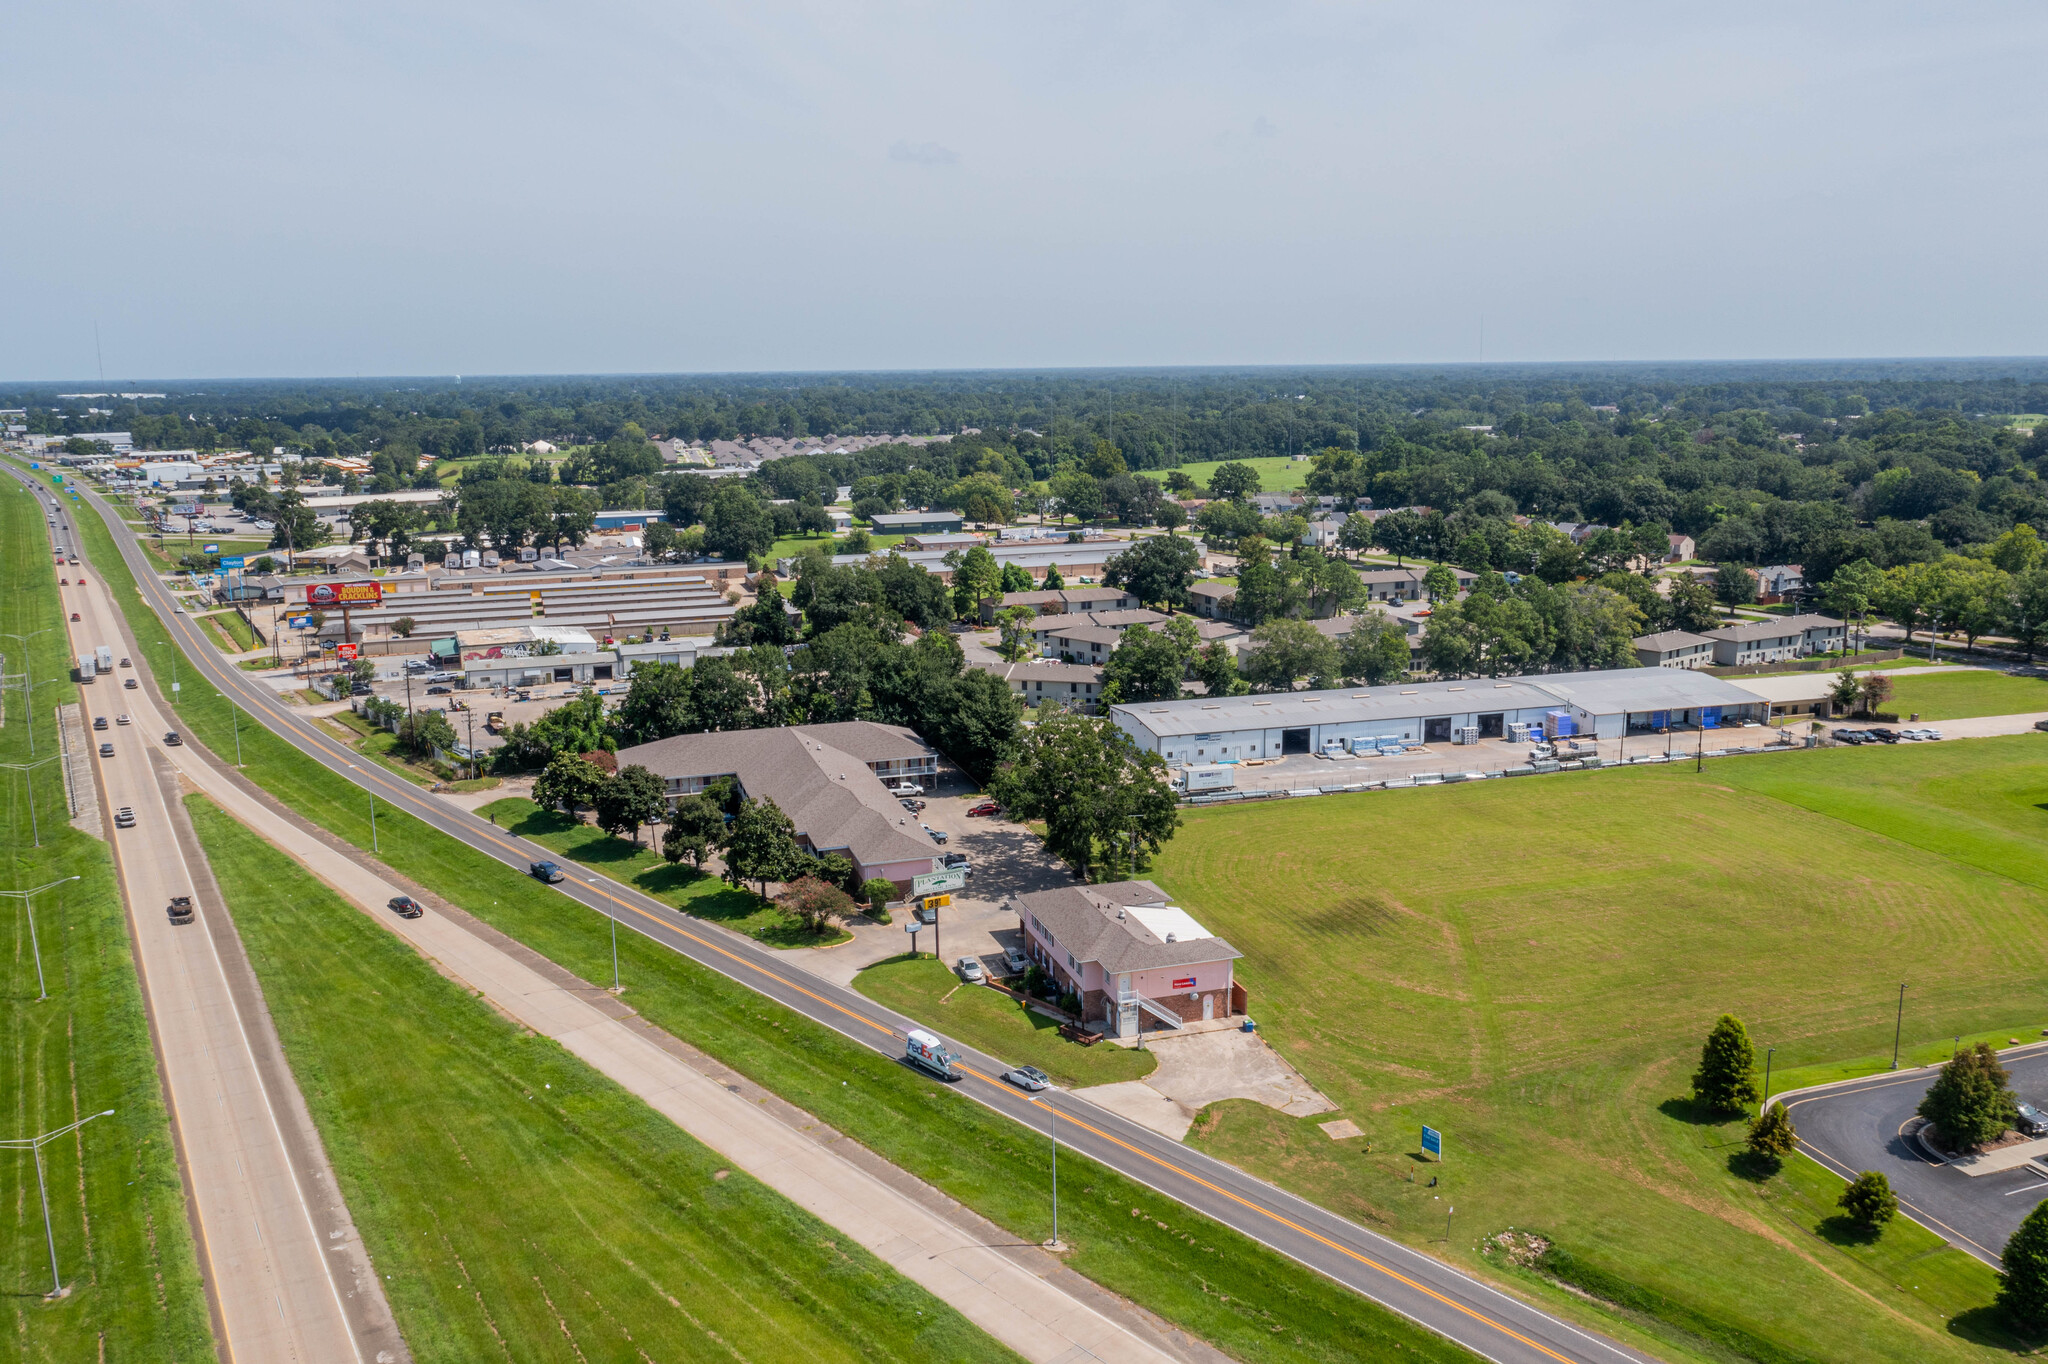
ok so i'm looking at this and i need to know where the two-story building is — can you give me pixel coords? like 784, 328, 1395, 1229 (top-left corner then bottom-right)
1703, 620, 1803, 666
972, 658, 1108, 712
1012, 880, 1243, 1037
1632, 629, 1716, 669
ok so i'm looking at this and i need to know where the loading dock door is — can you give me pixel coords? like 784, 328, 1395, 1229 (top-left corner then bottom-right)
1477, 713, 1504, 738
1280, 728, 1311, 755
1423, 717, 1453, 744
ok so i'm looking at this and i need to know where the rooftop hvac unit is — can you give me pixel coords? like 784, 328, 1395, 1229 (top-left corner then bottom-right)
1452, 725, 1480, 745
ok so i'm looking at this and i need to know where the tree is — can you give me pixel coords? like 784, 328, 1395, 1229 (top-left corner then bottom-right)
1338, 512, 1377, 559
1241, 618, 1339, 692
1338, 613, 1411, 685
860, 877, 897, 913
995, 606, 1037, 662
703, 484, 775, 561
1040, 563, 1065, 591
951, 543, 1004, 618
1422, 563, 1459, 604
1154, 501, 1186, 533
661, 793, 723, 871
1692, 1014, 1762, 1114
998, 561, 1034, 593
1857, 672, 1892, 717
1048, 470, 1103, 525
1839, 1171, 1897, 1229
777, 876, 856, 934
723, 797, 804, 895
1988, 523, 2046, 575
593, 763, 667, 845
1664, 576, 1721, 633
1746, 1103, 1798, 1161
533, 752, 608, 814
1822, 559, 1884, 649
2012, 567, 2048, 662
917, 667, 1022, 786
1207, 462, 1261, 502
392, 616, 417, 638
2001, 1202, 2048, 1329
989, 708, 1180, 882
1189, 639, 1245, 698
1104, 533, 1202, 609
1373, 509, 1427, 567
1918, 1042, 2017, 1150
1713, 562, 1757, 607
395, 709, 457, 761
1828, 669, 1861, 713
1100, 620, 1199, 705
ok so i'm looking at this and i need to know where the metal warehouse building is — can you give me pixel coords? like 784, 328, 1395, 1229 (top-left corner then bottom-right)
1110, 667, 1772, 764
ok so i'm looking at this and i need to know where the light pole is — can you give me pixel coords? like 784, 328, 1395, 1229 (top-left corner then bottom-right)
3, 1109, 115, 1298
1037, 1097, 1062, 1250
0, 878, 79, 1001
1, 755, 62, 848
229, 697, 243, 767
1891, 983, 1909, 1070
1762, 1046, 1775, 1113
1, 628, 55, 757
593, 878, 619, 991
369, 792, 379, 854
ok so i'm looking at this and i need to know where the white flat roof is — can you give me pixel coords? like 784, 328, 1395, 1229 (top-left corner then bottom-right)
1125, 904, 1214, 944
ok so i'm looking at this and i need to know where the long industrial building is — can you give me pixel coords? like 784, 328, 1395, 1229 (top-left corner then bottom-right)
269, 569, 738, 646
1110, 667, 1775, 763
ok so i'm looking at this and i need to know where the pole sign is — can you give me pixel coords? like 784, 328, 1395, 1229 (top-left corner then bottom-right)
287, 615, 312, 629
203, 543, 219, 553
337, 644, 359, 660
305, 581, 382, 606
922, 893, 952, 910
1421, 1125, 1443, 1161
218, 555, 245, 570
912, 868, 966, 896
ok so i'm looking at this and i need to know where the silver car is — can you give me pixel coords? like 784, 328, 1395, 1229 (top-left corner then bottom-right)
956, 956, 986, 984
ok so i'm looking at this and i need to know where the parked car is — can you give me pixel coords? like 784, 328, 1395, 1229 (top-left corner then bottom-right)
98, 742, 113, 757
93, 715, 108, 730
1867, 727, 1900, 743
1002, 946, 1029, 976
941, 851, 970, 876
426, 685, 452, 695
388, 895, 424, 919
1833, 730, 1868, 745
966, 801, 1000, 817
888, 781, 926, 797
956, 956, 986, 984
166, 896, 195, 925
899, 797, 925, 813
164, 731, 182, 746
924, 826, 949, 845
529, 860, 565, 883
1002, 1065, 1050, 1092
1919, 728, 1944, 741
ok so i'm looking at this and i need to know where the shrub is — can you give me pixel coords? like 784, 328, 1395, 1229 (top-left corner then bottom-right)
776, 876, 854, 933
1692, 1014, 1762, 1114
1839, 1171, 1897, 1228
1747, 1104, 1797, 1160
860, 877, 897, 911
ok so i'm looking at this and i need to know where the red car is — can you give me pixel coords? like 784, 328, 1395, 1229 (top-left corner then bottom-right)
966, 801, 1001, 818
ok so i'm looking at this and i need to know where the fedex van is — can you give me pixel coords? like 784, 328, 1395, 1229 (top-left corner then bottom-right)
904, 1030, 959, 1081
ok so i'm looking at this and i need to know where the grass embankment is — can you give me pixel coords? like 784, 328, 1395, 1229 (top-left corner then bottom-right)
324, 709, 439, 788
479, 797, 850, 948
853, 955, 1158, 1088
1137, 455, 1311, 493
0, 480, 212, 1355
1151, 744, 2048, 1363
185, 795, 1011, 1363
44, 465, 1480, 1364
1884, 669, 2048, 721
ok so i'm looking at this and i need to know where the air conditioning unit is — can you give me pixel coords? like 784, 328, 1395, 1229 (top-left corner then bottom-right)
1452, 726, 1480, 746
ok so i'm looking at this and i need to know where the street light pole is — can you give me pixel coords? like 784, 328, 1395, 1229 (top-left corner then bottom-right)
1763, 1046, 1775, 1112
369, 792, 378, 854
3, 1109, 116, 1297
1891, 983, 1909, 1070
1, 629, 55, 757
1, 755, 62, 848
0, 878, 79, 1001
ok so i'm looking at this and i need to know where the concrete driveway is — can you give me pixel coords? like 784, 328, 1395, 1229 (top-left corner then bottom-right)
1076, 1027, 1337, 1141
1783, 1044, 2048, 1265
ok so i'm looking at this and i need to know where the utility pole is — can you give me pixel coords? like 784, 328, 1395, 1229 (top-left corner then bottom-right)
5, 1110, 117, 1298
1, 629, 54, 757
0, 878, 79, 1001
1891, 983, 1909, 1069
1, 756, 61, 848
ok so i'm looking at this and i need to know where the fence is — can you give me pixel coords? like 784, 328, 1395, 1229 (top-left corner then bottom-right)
1705, 649, 1903, 679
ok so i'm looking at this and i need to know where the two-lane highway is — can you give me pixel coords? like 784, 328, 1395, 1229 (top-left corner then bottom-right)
31, 465, 1659, 1364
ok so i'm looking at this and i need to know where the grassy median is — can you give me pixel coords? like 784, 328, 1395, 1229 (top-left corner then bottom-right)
0, 478, 213, 1358
44, 464, 1485, 1364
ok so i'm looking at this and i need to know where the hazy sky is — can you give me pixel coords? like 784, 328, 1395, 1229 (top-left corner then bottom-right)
5, 2, 2044, 379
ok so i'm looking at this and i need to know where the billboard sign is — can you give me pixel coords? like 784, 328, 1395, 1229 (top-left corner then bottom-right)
203, 543, 219, 553
304, 581, 382, 607
170, 502, 202, 515
218, 555, 245, 570
1421, 1125, 1443, 1161
912, 868, 966, 896
287, 614, 312, 629
336, 643, 359, 660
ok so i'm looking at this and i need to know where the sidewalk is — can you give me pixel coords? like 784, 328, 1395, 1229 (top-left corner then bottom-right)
161, 745, 1195, 1364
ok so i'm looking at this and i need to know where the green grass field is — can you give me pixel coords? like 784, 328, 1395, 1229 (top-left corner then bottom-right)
479, 796, 851, 947
185, 794, 1014, 1363
0, 481, 213, 1356
1138, 455, 1312, 493
1884, 669, 2048, 720
38, 463, 1484, 1364
769, 531, 909, 562
853, 955, 1157, 1088
1151, 742, 2048, 1362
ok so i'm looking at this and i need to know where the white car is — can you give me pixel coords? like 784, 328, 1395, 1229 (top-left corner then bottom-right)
956, 957, 986, 984
888, 781, 925, 798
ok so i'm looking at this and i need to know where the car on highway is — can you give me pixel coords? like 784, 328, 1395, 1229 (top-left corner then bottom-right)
59, 578, 68, 586
70, 612, 80, 621
957, 956, 986, 983
113, 807, 136, 829
966, 801, 1000, 817
1001, 1065, 1050, 1092
98, 742, 113, 757
116, 714, 129, 725
166, 896, 195, 925
123, 678, 137, 689
93, 715, 108, 730
1002, 946, 1030, 975
119, 657, 129, 667
164, 731, 182, 746
388, 895, 424, 919
529, 860, 565, 883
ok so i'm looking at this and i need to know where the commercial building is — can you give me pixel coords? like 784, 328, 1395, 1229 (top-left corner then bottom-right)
869, 510, 964, 535
1110, 666, 1770, 761
1632, 630, 1716, 669
1012, 880, 1241, 1037
785, 542, 1121, 585
613, 722, 943, 891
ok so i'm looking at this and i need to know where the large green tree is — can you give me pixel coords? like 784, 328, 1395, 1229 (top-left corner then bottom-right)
593, 764, 669, 845
722, 797, 804, 895
661, 793, 724, 871
703, 483, 775, 561
1241, 618, 1339, 692
1692, 1014, 1762, 1115
989, 708, 1180, 882
1104, 533, 1203, 609
2002, 1202, 2048, 1328
1100, 619, 1200, 705
1918, 1042, 2018, 1149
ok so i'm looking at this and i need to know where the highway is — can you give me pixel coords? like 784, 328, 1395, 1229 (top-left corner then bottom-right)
28, 464, 1658, 1364
36, 485, 395, 1363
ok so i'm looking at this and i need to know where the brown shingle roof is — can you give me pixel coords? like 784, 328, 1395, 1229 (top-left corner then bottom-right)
1014, 881, 1242, 974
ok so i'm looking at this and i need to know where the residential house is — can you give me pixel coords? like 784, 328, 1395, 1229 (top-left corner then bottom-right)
1187, 579, 1240, 620
1012, 881, 1242, 1036
1667, 533, 1696, 562
1632, 629, 1716, 669
1781, 612, 1847, 654
980, 586, 1136, 623
1702, 620, 1803, 666
973, 658, 1108, 713
1754, 565, 1804, 602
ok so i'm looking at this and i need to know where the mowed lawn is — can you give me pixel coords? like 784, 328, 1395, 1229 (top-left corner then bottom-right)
186, 796, 1016, 1364
1884, 668, 2048, 720
1138, 455, 1311, 492
1150, 740, 2048, 1364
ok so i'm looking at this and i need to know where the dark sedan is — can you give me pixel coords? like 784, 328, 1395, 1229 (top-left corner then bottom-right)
529, 861, 565, 883
388, 895, 424, 919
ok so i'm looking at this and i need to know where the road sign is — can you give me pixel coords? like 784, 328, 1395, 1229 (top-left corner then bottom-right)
218, 555, 244, 570
1421, 1125, 1443, 1161
912, 868, 966, 896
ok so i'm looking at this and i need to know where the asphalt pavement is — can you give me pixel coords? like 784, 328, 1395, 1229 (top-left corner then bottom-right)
1784, 1046, 2048, 1266
28, 464, 1659, 1364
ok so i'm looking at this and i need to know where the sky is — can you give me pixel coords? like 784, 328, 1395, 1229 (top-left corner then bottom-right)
4, 2, 2045, 380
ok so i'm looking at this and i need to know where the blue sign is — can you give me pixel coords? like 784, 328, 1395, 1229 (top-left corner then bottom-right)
203, 542, 219, 553
219, 555, 245, 570
287, 615, 313, 629
1421, 1125, 1443, 1160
